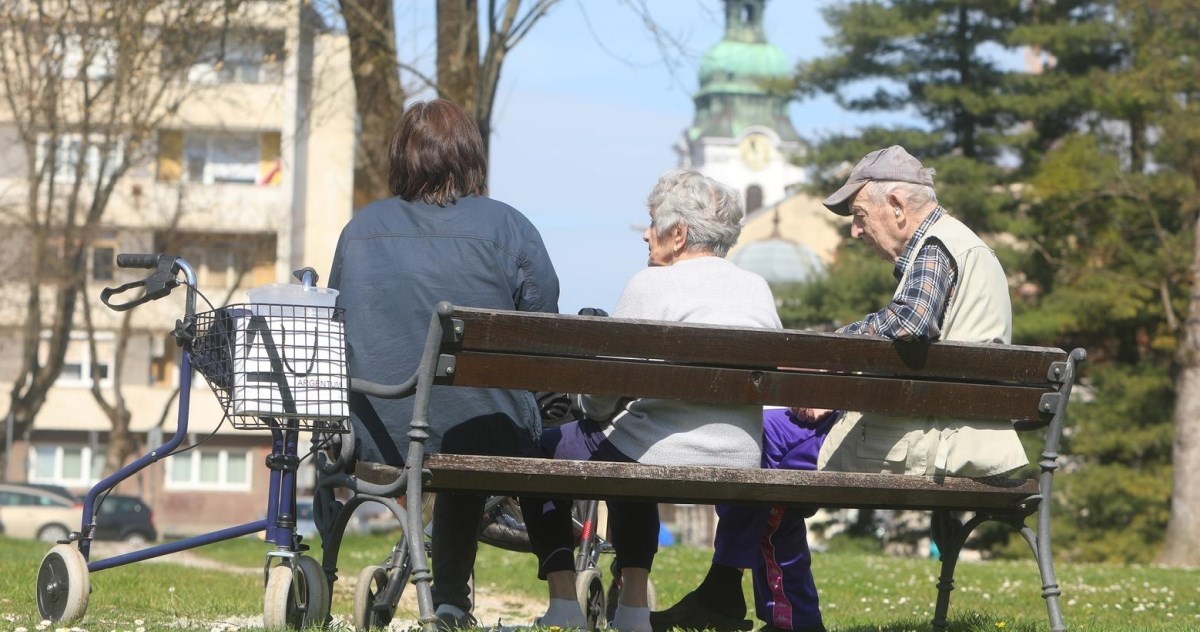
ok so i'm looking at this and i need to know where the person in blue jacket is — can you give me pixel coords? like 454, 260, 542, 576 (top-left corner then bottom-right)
329, 98, 559, 630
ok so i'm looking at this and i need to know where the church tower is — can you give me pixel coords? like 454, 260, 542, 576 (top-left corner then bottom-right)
676, 0, 807, 213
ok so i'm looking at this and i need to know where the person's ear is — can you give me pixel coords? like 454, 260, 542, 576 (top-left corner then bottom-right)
887, 192, 906, 221
672, 223, 689, 252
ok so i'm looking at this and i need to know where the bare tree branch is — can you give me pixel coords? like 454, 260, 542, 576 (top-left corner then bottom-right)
0, 0, 258, 467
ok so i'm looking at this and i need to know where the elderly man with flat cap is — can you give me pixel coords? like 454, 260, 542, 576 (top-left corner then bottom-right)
651, 146, 1024, 632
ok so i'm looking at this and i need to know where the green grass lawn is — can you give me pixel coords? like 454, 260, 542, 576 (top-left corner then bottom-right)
1, 533, 1197, 630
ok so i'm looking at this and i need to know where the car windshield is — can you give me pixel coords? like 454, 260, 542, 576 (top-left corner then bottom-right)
0, 489, 71, 507
99, 497, 137, 513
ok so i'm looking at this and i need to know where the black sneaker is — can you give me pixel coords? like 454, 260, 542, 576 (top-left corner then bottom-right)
435, 610, 478, 631
649, 591, 753, 632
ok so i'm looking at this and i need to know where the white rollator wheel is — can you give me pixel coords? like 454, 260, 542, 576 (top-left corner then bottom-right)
36, 544, 90, 624
576, 568, 606, 631
263, 555, 330, 630
353, 564, 394, 630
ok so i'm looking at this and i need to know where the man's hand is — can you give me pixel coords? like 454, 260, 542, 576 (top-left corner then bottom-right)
789, 407, 838, 425
536, 391, 575, 426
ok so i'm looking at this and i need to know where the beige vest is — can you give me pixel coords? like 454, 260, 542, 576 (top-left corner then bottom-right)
817, 213, 1028, 477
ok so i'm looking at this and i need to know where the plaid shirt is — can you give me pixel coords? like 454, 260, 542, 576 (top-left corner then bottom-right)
839, 207, 956, 341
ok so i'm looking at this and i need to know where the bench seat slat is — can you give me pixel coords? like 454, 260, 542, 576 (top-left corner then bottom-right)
452, 308, 1067, 384
355, 458, 1040, 514
436, 352, 1053, 421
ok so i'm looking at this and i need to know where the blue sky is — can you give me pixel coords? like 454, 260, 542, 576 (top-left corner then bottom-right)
399, 1, 898, 313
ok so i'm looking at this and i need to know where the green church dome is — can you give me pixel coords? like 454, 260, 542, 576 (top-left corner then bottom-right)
686, 0, 799, 141
699, 40, 791, 89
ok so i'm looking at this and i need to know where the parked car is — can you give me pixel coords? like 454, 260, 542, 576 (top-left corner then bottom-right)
295, 499, 318, 540
0, 483, 80, 542
25, 483, 75, 499
92, 493, 157, 544
257, 499, 318, 541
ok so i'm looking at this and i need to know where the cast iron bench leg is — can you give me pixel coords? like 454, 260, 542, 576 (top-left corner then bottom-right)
1022, 507, 1067, 631
930, 511, 962, 630
930, 512, 993, 630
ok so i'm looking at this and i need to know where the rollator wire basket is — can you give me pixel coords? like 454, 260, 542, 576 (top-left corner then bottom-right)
192, 303, 350, 433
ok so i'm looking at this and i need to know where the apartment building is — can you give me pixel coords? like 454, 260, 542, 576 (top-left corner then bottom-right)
0, 1, 354, 536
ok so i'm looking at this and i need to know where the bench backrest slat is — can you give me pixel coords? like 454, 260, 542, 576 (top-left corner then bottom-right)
437, 352, 1052, 421
450, 308, 1066, 385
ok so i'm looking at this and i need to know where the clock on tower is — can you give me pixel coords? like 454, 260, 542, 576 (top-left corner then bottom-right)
738, 133, 772, 171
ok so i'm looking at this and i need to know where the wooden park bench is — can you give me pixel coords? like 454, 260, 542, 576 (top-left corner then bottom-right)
345, 302, 1084, 632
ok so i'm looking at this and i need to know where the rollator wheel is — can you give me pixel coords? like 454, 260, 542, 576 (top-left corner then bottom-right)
36, 544, 90, 623
263, 555, 330, 630
576, 568, 606, 631
352, 565, 393, 630
296, 555, 331, 624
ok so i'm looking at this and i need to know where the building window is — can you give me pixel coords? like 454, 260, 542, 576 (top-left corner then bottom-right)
29, 445, 105, 487
45, 32, 117, 81
165, 449, 252, 491
166, 232, 277, 289
185, 29, 284, 85
40, 234, 118, 284
158, 130, 281, 186
184, 132, 260, 185
36, 134, 122, 183
162, 231, 276, 290
92, 244, 115, 281
42, 331, 114, 388
746, 185, 763, 213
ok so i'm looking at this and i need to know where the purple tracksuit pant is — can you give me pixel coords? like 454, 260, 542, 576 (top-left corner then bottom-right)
713, 408, 832, 631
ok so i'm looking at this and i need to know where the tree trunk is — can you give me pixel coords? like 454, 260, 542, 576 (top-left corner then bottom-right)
340, 0, 406, 208
1160, 362, 1200, 565
93, 308, 137, 476
436, 0, 479, 116
104, 409, 135, 476
1158, 171, 1200, 567
6, 280, 82, 460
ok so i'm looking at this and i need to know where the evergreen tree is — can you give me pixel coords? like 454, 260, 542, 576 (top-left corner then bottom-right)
1013, 0, 1200, 565
795, 0, 1026, 231
793, 0, 1200, 563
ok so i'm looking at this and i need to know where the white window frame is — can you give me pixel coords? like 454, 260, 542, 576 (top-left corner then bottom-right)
182, 132, 261, 186
35, 133, 123, 183
186, 30, 283, 85
42, 330, 115, 388
62, 33, 117, 81
43, 32, 116, 81
28, 444, 105, 487
164, 448, 253, 491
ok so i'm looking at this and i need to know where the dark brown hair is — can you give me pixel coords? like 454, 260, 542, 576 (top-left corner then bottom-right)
387, 99, 487, 205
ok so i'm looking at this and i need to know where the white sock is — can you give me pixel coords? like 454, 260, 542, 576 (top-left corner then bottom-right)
610, 604, 651, 632
536, 597, 587, 627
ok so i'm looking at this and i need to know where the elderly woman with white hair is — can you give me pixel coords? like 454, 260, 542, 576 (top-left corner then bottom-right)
520, 169, 782, 632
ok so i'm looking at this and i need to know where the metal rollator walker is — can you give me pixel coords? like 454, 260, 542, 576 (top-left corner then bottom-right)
36, 253, 348, 629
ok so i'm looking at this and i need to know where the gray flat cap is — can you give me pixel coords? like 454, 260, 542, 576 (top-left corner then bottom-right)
822, 145, 934, 216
